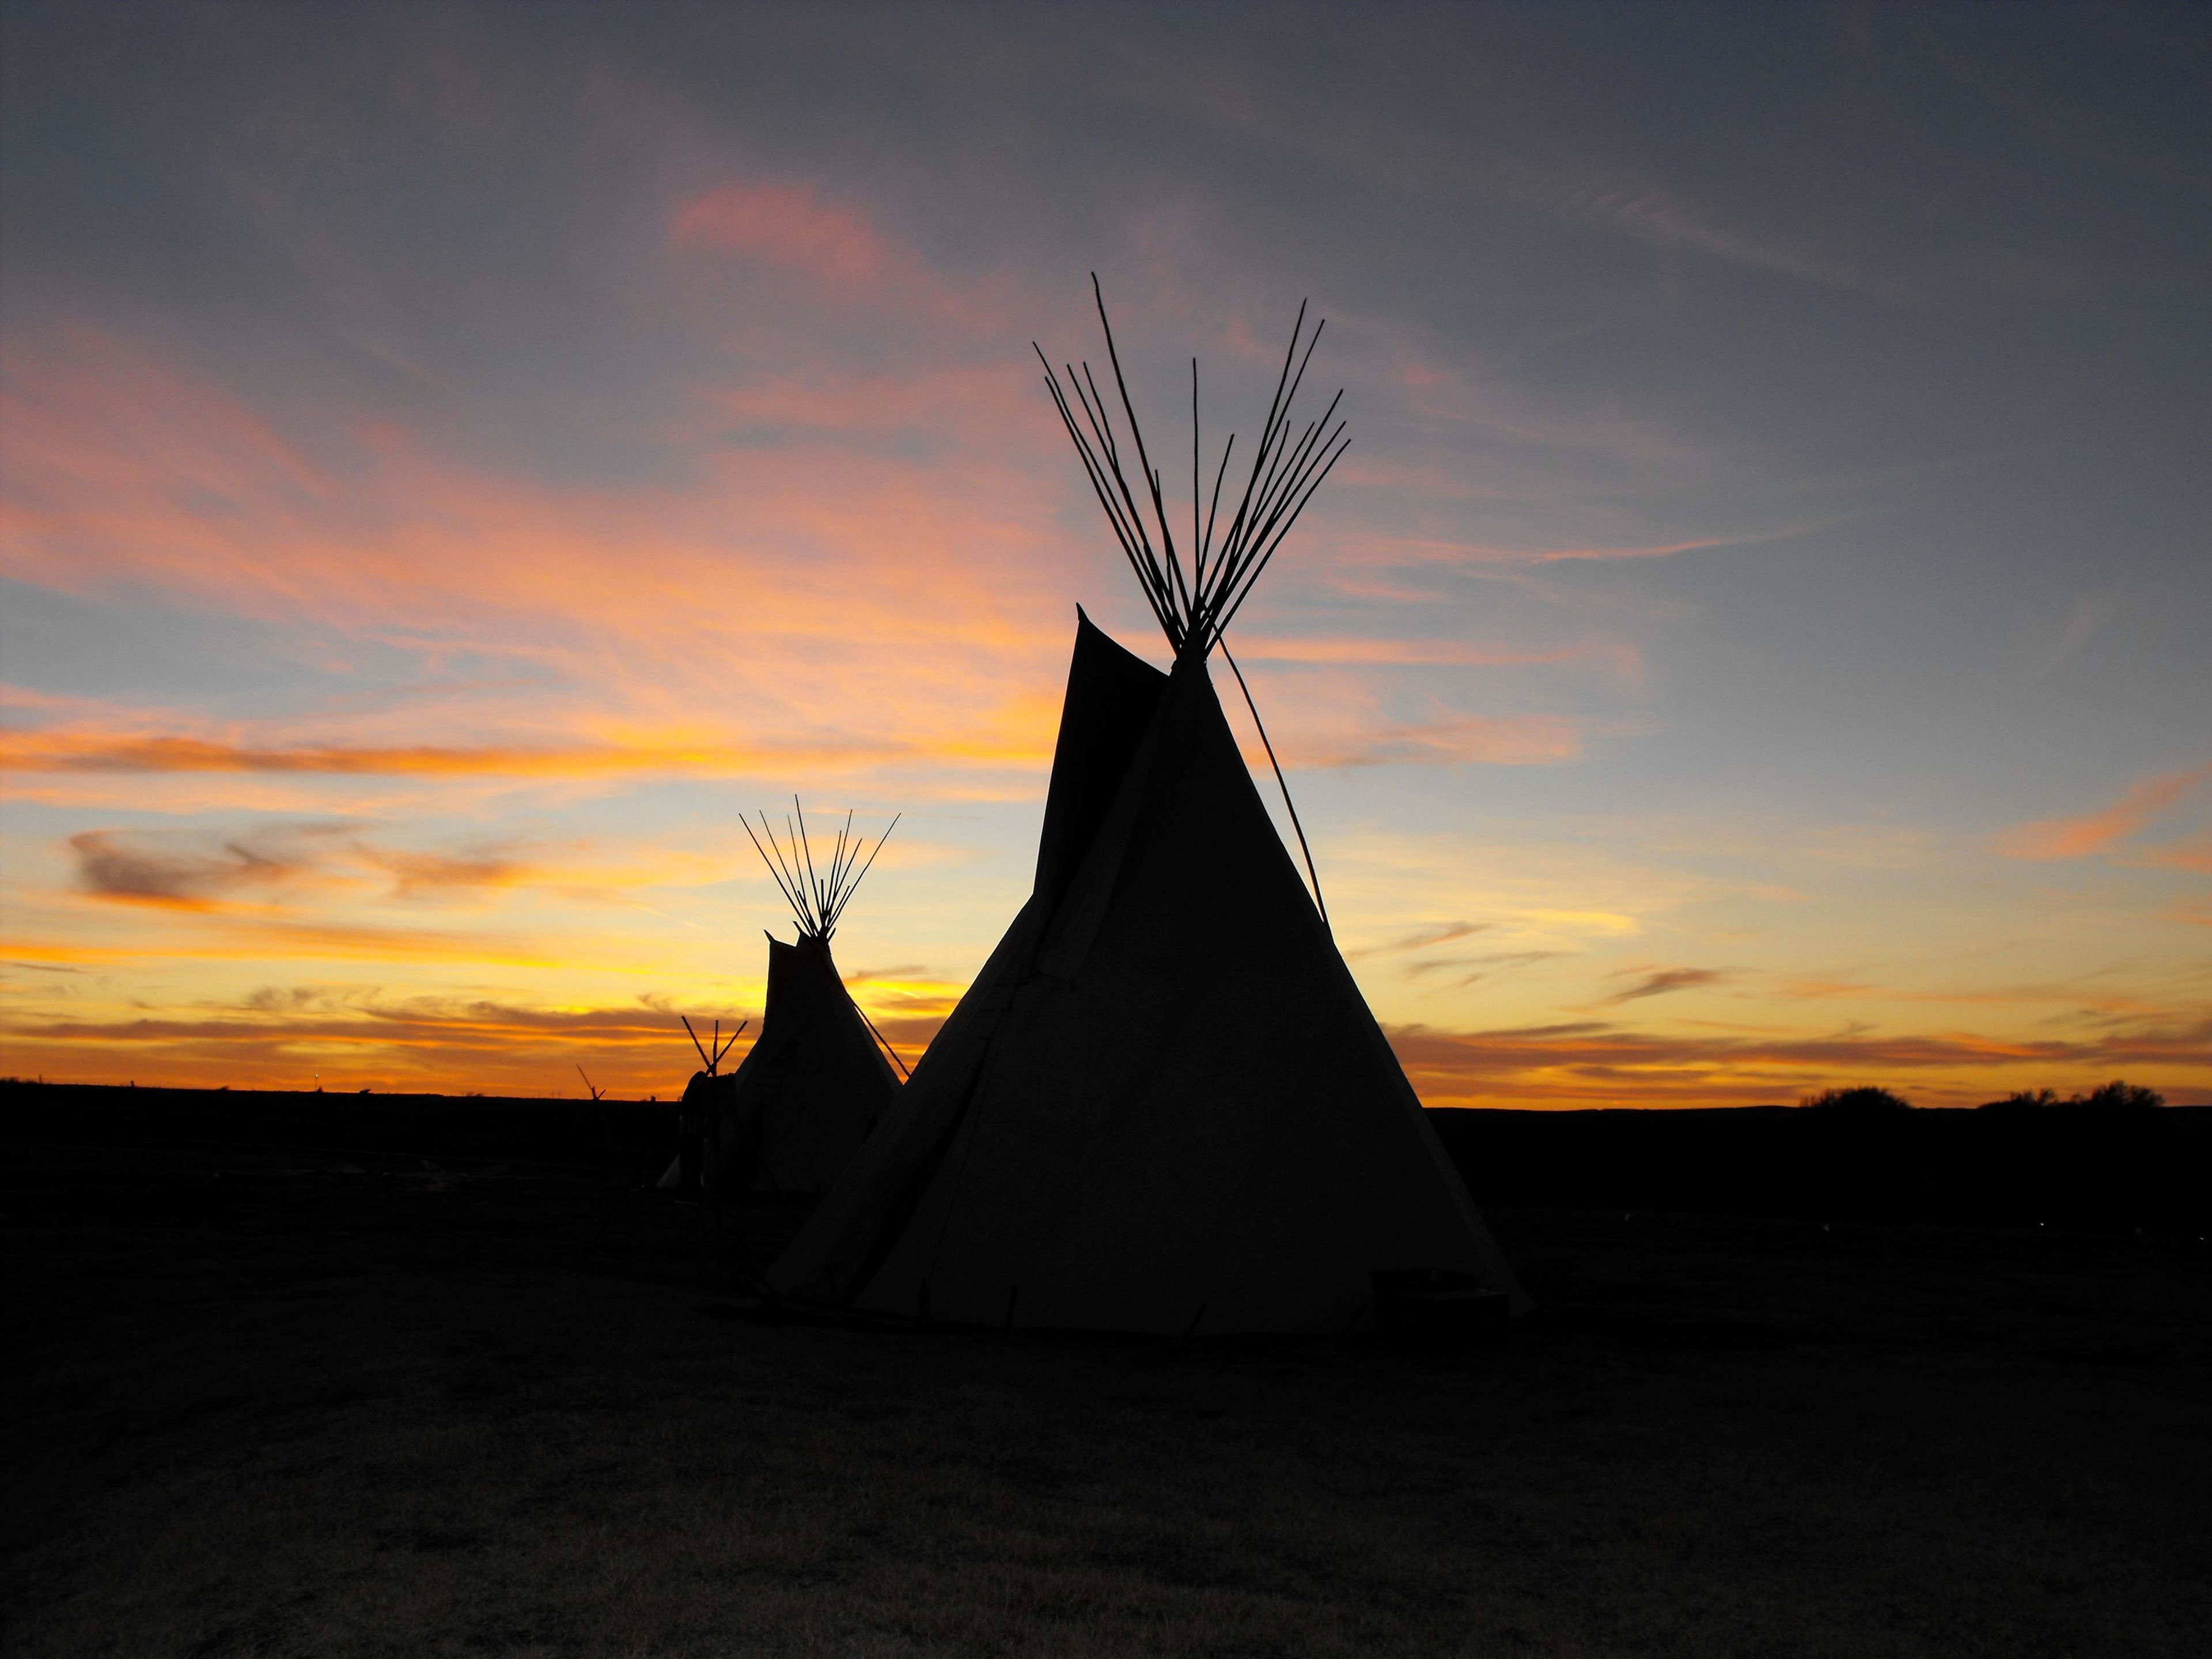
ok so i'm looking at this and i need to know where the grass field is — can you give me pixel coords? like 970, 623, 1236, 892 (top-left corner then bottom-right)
5, 1132, 2207, 1657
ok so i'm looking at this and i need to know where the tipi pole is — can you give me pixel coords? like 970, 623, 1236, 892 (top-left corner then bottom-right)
849, 994, 911, 1081
1219, 641, 1328, 933
681, 1014, 713, 1071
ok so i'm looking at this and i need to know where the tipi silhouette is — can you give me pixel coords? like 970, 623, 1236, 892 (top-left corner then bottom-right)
663, 804, 903, 1203
770, 282, 1527, 1332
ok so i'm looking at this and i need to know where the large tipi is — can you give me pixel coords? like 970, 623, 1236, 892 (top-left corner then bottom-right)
673, 805, 904, 1201
768, 282, 1527, 1332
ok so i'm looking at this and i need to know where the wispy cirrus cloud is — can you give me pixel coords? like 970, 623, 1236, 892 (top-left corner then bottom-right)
1549, 177, 1918, 305
1341, 922, 1567, 990
1406, 950, 1562, 989
1345, 921, 1490, 960
1998, 764, 2212, 861
347, 845, 527, 899
1336, 527, 1818, 573
1504, 157, 2090, 310
1604, 965, 1733, 1005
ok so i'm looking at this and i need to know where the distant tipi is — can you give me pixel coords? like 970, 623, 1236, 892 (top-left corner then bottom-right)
768, 282, 1527, 1332
671, 803, 904, 1202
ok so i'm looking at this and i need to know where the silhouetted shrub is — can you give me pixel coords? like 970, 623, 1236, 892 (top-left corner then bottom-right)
1979, 1088, 2058, 1111
2077, 1080, 2163, 1112
1801, 1086, 1913, 1113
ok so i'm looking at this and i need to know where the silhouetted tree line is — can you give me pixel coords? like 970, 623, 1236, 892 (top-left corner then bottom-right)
0, 1080, 681, 1179
1803, 1081, 2165, 1114
1431, 1081, 2207, 1235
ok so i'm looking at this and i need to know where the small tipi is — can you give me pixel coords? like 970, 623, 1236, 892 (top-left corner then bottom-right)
672, 804, 904, 1201
768, 283, 1527, 1332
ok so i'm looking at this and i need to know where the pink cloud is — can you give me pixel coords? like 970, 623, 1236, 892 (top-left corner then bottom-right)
0, 326, 1086, 785
1998, 764, 2212, 860
2143, 835, 2212, 876
661, 173, 1020, 342
4, 327, 1613, 791
669, 180, 888, 284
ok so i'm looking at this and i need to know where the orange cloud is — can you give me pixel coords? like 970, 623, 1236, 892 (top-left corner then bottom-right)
1388, 1014, 2212, 1110
2142, 834, 2212, 876
0, 327, 1077, 745
2, 731, 922, 777
1999, 764, 2212, 859
356, 846, 529, 898
5, 316, 1622, 824
168, 919, 575, 968
1776, 976, 1884, 1001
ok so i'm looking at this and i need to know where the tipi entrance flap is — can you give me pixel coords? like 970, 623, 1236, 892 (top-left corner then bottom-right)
1032, 666, 1174, 983
1032, 608, 1168, 916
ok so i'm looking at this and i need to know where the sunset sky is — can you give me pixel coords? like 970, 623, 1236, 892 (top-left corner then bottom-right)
3, 3, 2206, 1107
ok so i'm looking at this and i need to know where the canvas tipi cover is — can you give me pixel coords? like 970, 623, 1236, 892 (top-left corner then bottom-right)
713, 931, 900, 1195
768, 611, 1528, 1331
666, 929, 899, 1200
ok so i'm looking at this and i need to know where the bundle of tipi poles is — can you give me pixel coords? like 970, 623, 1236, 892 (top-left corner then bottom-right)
1036, 274, 1350, 660
742, 799, 899, 943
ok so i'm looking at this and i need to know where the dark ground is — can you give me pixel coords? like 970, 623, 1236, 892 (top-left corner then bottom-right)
3, 1090, 2209, 1657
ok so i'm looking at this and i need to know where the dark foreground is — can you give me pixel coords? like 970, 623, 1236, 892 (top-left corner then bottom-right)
5, 1131, 2209, 1657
